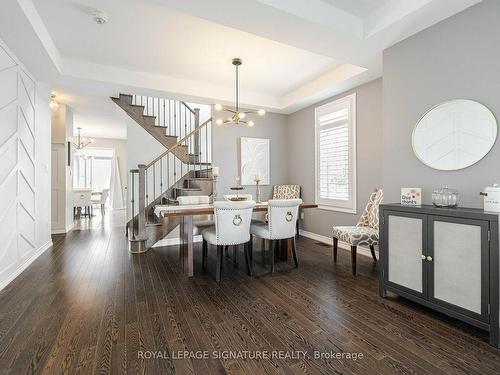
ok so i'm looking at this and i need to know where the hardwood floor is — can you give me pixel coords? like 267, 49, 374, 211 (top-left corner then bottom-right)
1, 213, 499, 374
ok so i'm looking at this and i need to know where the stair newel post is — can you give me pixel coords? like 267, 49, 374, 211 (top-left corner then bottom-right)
205, 122, 208, 178
130, 170, 136, 240
137, 164, 147, 241
184, 106, 187, 179
128, 168, 147, 253
194, 108, 200, 176
159, 157, 163, 205
152, 164, 156, 208
167, 154, 170, 204
144, 169, 149, 222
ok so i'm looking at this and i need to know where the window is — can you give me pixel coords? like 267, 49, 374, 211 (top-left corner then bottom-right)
315, 93, 357, 213
73, 148, 113, 191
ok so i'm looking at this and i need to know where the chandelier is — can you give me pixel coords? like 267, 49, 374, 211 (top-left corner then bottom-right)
214, 58, 265, 127
73, 127, 94, 151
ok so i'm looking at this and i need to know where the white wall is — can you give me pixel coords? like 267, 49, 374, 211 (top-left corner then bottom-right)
50, 103, 74, 233
383, 0, 500, 207
286, 79, 383, 237
213, 110, 289, 200
126, 117, 164, 219
0, 38, 52, 291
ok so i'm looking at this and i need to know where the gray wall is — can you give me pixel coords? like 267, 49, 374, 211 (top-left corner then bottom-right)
287, 78, 383, 237
383, 0, 500, 207
213, 111, 289, 200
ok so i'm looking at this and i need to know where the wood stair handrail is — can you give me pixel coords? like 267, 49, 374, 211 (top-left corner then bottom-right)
181, 101, 196, 115
145, 117, 212, 168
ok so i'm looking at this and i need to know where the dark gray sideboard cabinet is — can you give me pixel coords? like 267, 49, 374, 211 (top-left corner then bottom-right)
378, 204, 499, 347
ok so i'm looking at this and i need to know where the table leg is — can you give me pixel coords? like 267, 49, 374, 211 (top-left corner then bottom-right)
179, 216, 194, 277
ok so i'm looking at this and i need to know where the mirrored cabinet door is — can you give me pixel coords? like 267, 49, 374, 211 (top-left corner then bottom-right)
428, 217, 489, 322
385, 212, 427, 298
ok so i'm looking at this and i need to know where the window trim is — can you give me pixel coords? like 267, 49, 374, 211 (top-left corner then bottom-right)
314, 93, 357, 214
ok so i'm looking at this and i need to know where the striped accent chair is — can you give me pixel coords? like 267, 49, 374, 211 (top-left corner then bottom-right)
332, 188, 383, 275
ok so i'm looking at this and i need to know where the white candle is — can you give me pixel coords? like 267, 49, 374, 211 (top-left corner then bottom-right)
236, 176, 241, 184
254, 172, 261, 181
212, 166, 219, 177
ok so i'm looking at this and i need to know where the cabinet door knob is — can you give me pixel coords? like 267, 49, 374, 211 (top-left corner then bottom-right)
427, 256, 433, 262
421, 254, 426, 260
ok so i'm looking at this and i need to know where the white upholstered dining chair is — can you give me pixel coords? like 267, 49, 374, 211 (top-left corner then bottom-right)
202, 200, 255, 282
332, 188, 383, 275
250, 199, 302, 272
74, 190, 92, 218
272, 185, 301, 238
91, 188, 110, 216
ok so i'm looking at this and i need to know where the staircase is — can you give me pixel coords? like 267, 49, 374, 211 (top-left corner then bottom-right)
111, 93, 213, 252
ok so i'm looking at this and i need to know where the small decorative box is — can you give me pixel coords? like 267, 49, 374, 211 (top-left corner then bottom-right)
401, 188, 422, 206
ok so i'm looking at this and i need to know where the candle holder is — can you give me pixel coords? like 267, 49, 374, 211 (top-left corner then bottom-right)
254, 178, 261, 203
212, 175, 218, 203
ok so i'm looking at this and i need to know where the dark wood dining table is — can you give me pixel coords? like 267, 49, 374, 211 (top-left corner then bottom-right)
155, 202, 318, 277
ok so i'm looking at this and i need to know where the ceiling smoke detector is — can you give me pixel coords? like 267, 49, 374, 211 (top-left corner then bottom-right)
91, 9, 108, 24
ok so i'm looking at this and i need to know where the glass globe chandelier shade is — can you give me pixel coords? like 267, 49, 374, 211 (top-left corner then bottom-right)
214, 58, 266, 126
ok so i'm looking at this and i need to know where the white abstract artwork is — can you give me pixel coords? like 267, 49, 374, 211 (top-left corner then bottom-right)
240, 137, 270, 185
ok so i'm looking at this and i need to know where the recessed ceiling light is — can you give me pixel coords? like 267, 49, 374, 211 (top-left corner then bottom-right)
91, 9, 108, 25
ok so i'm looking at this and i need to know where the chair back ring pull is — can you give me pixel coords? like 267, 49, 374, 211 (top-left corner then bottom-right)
233, 214, 242, 226
285, 211, 294, 222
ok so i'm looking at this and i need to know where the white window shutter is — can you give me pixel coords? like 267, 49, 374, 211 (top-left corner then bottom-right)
315, 93, 357, 213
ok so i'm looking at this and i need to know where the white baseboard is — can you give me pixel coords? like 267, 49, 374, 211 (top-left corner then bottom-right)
152, 230, 378, 260
299, 229, 378, 259
52, 222, 74, 234
51, 228, 67, 234
152, 235, 203, 248
0, 240, 53, 291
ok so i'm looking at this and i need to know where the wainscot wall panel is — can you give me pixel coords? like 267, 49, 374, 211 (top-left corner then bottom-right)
0, 39, 52, 291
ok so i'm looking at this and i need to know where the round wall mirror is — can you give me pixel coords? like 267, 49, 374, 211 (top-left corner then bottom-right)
412, 99, 497, 171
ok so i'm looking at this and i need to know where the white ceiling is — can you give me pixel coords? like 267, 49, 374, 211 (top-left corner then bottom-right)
0, 0, 484, 138
37, 0, 341, 98
320, 0, 391, 18
55, 85, 128, 139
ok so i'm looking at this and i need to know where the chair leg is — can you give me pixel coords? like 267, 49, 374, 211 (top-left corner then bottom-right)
249, 235, 253, 262
351, 245, 357, 276
261, 238, 266, 255
244, 242, 253, 276
291, 237, 298, 268
225, 245, 230, 258
202, 240, 208, 273
296, 218, 300, 239
333, 237, 338, 263
233, 245, 238, 265
370, 245, 377, 262
216, 246, 222, 282
270, 240, 276, 273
